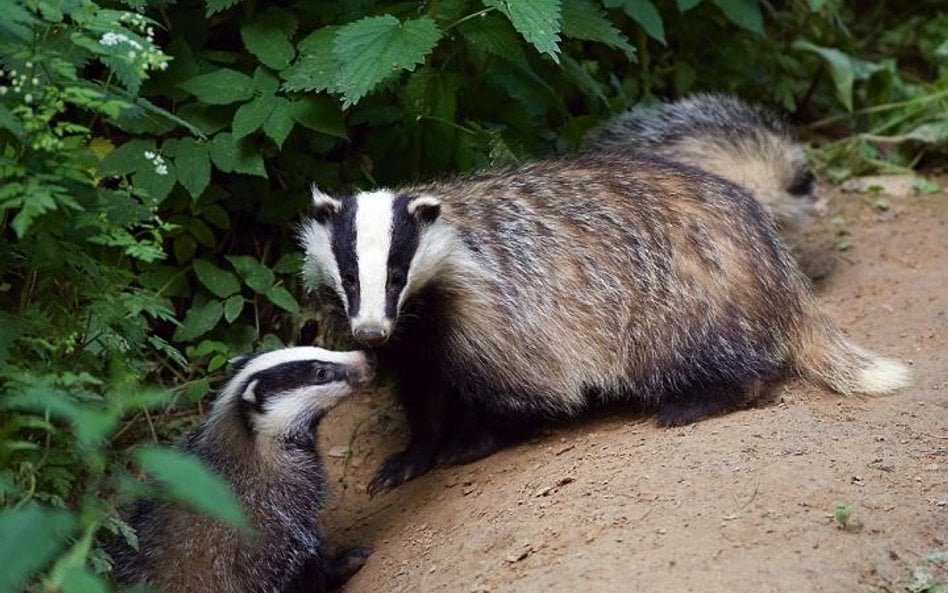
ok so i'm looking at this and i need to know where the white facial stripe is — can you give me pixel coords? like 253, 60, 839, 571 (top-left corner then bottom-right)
241, 379, 259, 403
353, 190, 396, 326
407, 195, 440, 216
300, 220, 348, 310
311, 185, 341, 212
253, 382, 353, 439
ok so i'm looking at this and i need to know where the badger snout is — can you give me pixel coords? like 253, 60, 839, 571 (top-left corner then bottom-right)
352, 323, 391, 346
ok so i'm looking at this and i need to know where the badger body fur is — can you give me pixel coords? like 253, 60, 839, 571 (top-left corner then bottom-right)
111, 347, 374, 593
584, 93, 818, 231
301, 152, 910, 493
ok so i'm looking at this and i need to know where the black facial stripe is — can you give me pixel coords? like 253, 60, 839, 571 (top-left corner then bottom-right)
387, 194, 423, 318
330, 197, 360, 316
233, 359, 352, 423
787, 169, 815, 197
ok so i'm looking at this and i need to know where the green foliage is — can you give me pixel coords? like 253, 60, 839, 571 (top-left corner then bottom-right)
1, 0, 945, 590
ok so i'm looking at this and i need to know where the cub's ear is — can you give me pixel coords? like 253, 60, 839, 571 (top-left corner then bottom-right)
407, 195, 441, 224
228, 354, 254, 375
311, 185, 341, 222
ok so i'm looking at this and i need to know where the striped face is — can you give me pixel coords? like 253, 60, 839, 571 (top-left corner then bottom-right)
215, 346, 374, 440
300, 187, 442, 346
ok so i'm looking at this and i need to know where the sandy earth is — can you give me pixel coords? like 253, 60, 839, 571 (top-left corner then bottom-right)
317, 181, 948, 593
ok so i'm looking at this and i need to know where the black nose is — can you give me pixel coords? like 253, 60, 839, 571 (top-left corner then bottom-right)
353, 326, 389, 346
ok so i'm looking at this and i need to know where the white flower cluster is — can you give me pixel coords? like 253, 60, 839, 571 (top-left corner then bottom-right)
0, 63, 41, 99
144, 150, 169, 176
98, 12, 170, 75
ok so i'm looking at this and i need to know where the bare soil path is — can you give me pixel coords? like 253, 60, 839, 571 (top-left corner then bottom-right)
319, 181, 947, 593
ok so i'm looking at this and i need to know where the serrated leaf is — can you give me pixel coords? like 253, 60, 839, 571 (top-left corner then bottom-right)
710, 0, 763, 34
205, 0, 243, 16
0, 0, 37, 41
616, 0, 665, 44
289, 96, 347, 139
563, 0, 638, 56
459, 13, 530, 68
227, 255, 274, 293
173, 299, 224, 342
281, 27, 341, 94
0, 505, 76, 593
263, 97, 295, 148
484, 0, 562, 61
179, 69, 255, 105
266, 285, 299, 314
332, 15, 443, 106
193, 259, 241, 298
240, 9, 297, 70
223, 295, 245, 322
135, 446, 247, 529
232, 97, 275, 140
793, 40, 854, 111
174, 139, 211, 198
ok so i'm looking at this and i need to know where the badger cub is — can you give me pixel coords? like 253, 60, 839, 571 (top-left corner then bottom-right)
301, 152, 909, 495
111, 347, 374, 593
584, 93, 818, 231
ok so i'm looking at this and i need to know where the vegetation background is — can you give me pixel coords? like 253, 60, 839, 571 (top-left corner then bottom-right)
0, 0, 945, 591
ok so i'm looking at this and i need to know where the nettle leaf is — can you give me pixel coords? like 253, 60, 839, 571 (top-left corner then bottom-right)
179, 69, 255, 105
281, 27, 341, 94
240, 8, 297, 70
227, 255, 274, 293
193, 259, 241, 298
459, 13, 530, 68
332, 15, 443, 106
711, 0, 763, 34
173, 299, 224, 342
564, 0, 638, 57
205, 0, 243, 16
603, 0, 665, 45
173, 139, 211, 198
135, 446, 247, 530
0, 505, 77, 593
793, 40, 854, 111
289, 96, 347, 139
266, 285, 299, 314
263, 97, 295, 148
232, 97, 275, 140
484, 0, 562, 61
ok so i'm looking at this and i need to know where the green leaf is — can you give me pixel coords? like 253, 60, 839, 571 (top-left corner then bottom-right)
0, 0, 37, 41
240, 8, 297, 70
179, 69, 255, 105
232, 97, 275, 140
135, 446, 248, 530
0, 505, 76, 593
263, 97, 295, 148
208, 133, 267, 178
223, 295, 245, 322
484, 0, 562, 61
173, 139, 211, 199
173, 299, 224, 342
101, 138, 155, 176
333, 15, 443, 106
563, 0, 638, 57
205, 0, 243, 16
710, 0, 763, 34
459, 13, 530, 68
677, 0, 703, 9
281, 27, 341, 94
193, 259, 241, 298
793, 40, 854, 111
609, 0, 665, 44
289, 96, 347, 139
266, 285, 300, 314
273, 252, 304, 274
227, 255, 274, 293
60, 567, 108, 593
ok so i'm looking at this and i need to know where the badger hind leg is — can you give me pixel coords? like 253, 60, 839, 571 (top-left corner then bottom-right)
655, 378, 767, 427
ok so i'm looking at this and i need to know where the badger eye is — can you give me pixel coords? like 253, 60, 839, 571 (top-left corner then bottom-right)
313, 367, 330, 383
341, 271, 357, 288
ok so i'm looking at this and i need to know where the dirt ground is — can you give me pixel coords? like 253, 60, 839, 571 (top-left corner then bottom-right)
318, 179, 948, 593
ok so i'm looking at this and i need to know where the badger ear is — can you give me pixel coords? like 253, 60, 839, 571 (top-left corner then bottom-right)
407, 195, 441, 224
240, 379, 260, 403
311, 185, 341, 222
228, 354, 254, 374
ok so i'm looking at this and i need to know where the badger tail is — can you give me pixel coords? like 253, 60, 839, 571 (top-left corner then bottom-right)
791, 305, 911, 395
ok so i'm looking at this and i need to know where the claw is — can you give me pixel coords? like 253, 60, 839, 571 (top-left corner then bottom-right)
366, 447, 434, 495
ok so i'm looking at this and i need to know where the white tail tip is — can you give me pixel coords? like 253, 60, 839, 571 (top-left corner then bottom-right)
857, 358, 912, 395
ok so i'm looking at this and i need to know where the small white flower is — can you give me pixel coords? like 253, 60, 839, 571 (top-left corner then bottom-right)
155, 164, 168, 176
23, 93, 32, 103
144, 150, 155, 159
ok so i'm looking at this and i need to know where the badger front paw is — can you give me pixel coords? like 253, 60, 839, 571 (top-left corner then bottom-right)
325, 546, 371, 589
367, 447, 435, 495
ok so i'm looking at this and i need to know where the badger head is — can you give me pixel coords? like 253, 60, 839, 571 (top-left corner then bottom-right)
299, 186, 447, 346
214, 346, 374, 442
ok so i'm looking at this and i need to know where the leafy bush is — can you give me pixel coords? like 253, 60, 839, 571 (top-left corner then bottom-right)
0, 0, 944, 591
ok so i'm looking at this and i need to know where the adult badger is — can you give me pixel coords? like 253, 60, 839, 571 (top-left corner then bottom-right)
584, 93, 818, 232
111, 347, 374, 593
300, 153, 909, 494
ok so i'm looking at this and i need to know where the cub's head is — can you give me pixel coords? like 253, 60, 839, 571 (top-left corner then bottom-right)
216, 346, 374, 442
299, 187, 446, 346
